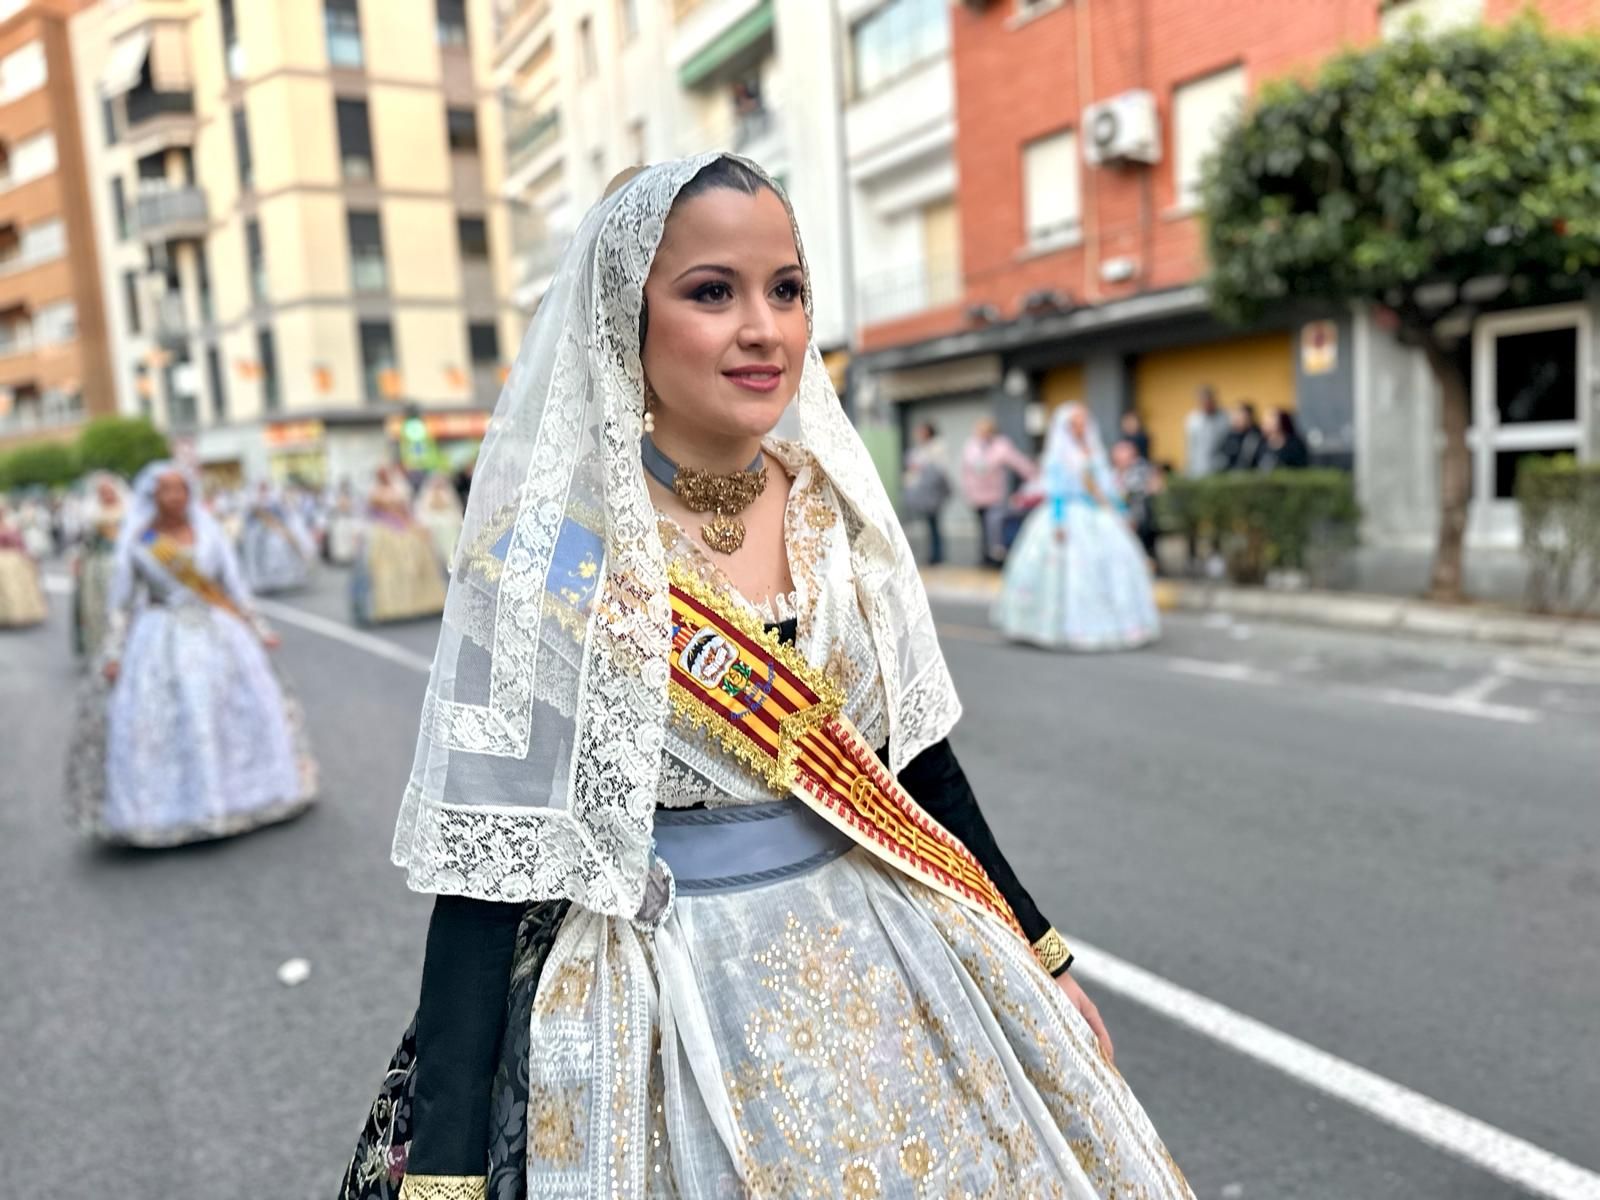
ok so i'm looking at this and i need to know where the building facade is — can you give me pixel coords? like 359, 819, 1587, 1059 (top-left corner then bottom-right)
492, 0, 851, 355
0, 0, 114, 449
851, 0, 1600, 557
70, 0, 520, 485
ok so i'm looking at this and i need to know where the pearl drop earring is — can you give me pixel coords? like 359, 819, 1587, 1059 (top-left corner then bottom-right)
642, 383, 657, 434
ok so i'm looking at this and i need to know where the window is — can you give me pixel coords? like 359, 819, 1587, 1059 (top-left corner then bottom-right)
101, 96, 118, 147
0, 41, 47, 104
457, 215, 488, 260
245, 218, 267, 304
258, 327, 280, 411
347, 209, 387, 292
124, 271, 142, 335
446, 106, 478, 153
850, 0, 948, 98
358, 319, 396, 403
336, 97, 374, 181
207, 344, 228, 420
468, 321, 499, 364
618, 0, 640, 42
233, 105, 253, 189
1173, 65, 1245, 209
1022, 129, 1081, 246
111, 178, 128, 239
220, 0, 244, 79
1380, 0, 1484, 39
34, 300, 77, 346
195, 244, 213, 322
20, 218, 64, 263
921, 198, 961, 306
325, 0, 363, 68
578, 16, 596, 78
627, 118, 646, 166
8, 131, 56, 186
137, 151, 166, 182
436, 0, 467, 47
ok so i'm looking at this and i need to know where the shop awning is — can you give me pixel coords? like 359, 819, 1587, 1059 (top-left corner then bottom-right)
100, 28, 151, 98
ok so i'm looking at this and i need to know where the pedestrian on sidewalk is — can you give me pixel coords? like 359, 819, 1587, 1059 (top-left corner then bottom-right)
343, 155, 1192, 1200
1112, 437, 1164, 569
994, 403, 1160, 651
960, 415, 1037, 567
902, 419, 952, 564
1258, 407, 1310, 471
1183, 385, 1230, 479
1221, 401, 1266, 471
65, 460, 317, 847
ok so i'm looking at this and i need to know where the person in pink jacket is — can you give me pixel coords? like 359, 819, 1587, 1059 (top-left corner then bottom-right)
960, 416, 1037, 566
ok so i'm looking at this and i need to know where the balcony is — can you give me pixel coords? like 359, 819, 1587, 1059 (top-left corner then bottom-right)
507, 106, 560, 175
732, 104, 776, 152
513, 232, 571, 307
134, 186, 208, 243
494, 0, 552, 72
154, 291, 189, 349
857, 263, 963, 328
674, 0, 772, 89
0, 388, 82, 439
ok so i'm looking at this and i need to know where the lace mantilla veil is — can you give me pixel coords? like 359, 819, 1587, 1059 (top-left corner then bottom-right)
391, 153, 961, 918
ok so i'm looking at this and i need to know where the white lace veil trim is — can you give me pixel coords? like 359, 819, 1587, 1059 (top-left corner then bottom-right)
390, 154, 960, 915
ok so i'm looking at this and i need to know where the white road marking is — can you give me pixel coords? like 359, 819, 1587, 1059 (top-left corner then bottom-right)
1451, 673, 1508, 706
1071, 936, 1600, 1200
1165, 656, 1280, 684
1358, 685, 1538, 725
254, 599, 435, 673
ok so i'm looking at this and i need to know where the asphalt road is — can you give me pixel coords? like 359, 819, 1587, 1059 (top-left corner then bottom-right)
1, 561, 1595, 1199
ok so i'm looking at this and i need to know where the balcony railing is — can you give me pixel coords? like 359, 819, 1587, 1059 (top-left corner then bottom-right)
155, 291, 188, 348
732, 105, 774, 150
857, 264, 963, 327
125, 87, 195, 128
0, 390, 82, 436
0, 328, 33, 358
134, 186, 208, 242
507, 107, 560, 173
517, 233, 571, 289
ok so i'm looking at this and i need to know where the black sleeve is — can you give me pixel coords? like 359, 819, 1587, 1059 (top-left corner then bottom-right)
880, 738, 1071, 975
405, 894, 524, 1179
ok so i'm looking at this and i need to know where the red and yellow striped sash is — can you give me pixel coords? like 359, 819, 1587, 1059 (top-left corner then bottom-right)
666, 564, 1024, 941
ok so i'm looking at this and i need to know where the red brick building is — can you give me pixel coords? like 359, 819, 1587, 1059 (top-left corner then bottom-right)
854, 0, 1600, 556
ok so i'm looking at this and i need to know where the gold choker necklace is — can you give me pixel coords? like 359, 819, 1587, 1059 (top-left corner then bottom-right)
641, 436, 768, 554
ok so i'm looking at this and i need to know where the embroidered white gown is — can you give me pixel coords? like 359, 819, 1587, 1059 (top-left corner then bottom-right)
508, 445, 1191, 1199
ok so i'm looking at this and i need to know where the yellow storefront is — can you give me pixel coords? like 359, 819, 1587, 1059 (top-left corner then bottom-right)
1133, 333, 1294, 471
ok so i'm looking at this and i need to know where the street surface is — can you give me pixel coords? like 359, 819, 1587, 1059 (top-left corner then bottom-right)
1, 561, 1596, 1199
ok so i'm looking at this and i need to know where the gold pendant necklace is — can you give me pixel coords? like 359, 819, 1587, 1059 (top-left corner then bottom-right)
642, 436, 768, 554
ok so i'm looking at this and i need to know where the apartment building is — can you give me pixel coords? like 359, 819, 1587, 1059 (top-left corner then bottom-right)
0, 0, 113, 449
71, 0, 520, 485
852, 0, 1600, 553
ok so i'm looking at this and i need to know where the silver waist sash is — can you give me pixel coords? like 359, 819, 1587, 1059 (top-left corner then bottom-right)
653, 799, 853, 895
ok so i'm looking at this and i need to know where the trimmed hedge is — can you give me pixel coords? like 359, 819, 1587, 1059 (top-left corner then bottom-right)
1518, 455, 1600, 615
1162, 470, 1360, 585
0, 440, 78, 490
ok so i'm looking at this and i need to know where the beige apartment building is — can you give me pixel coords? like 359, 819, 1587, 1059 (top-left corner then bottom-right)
70, 0, 520, 484
0, 0, 113, 448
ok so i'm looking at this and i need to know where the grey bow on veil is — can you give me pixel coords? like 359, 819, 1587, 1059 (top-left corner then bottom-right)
391, 154, 961, 918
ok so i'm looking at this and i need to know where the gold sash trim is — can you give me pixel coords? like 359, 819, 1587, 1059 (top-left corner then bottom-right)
666, 563, 1025, 944
146, 534, 242, 619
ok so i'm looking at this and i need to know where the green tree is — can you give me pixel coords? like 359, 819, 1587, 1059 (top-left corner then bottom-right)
1204, 17, 1600, 601
76, 416, 169, 480
0, 440, 78, 490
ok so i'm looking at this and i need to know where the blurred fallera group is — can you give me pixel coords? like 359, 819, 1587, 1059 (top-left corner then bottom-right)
0, 457, 472, 849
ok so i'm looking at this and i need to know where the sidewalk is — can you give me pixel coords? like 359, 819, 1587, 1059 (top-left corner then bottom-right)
919, 565, 1600, 656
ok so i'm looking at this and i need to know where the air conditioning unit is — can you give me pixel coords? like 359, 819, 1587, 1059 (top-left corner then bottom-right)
1083, 90, 1161, 166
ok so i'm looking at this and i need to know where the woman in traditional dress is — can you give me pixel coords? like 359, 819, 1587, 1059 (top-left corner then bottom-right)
240, 481, 314, 594
0, 498, 47, 628
66, 461, 316, 847
994, 403, 1161, 652
413, 472, 464, 575
324, 479, 364, 565
344, 157, 1191, 1200
70, 472, 128, 663
349, 466, 447, 626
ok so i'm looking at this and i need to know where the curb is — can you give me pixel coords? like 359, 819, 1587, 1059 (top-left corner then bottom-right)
919, 570, 1600, 656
